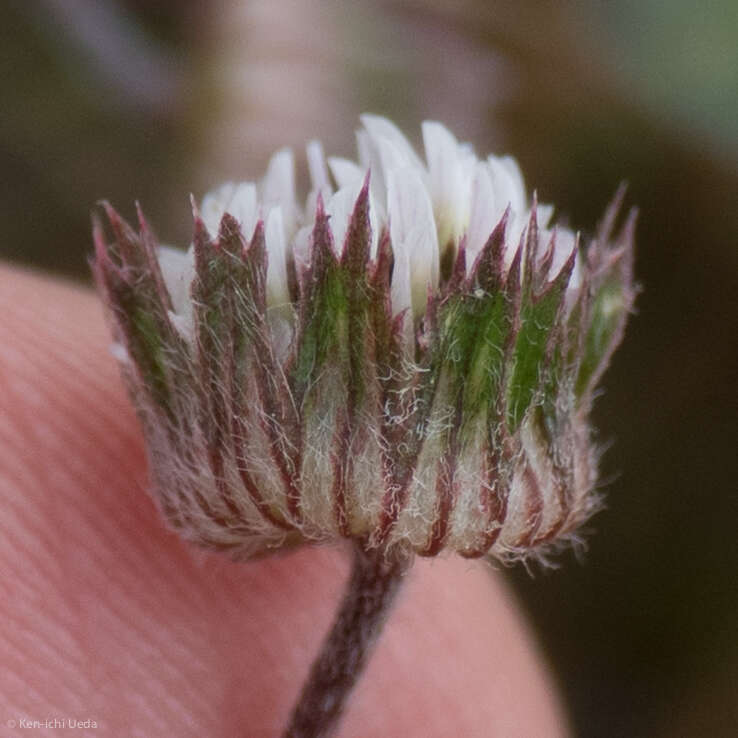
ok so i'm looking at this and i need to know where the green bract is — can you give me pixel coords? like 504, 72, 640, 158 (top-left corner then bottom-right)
94, 117, 635, 562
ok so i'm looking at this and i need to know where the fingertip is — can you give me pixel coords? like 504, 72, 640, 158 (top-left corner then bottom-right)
0, 265, 569, 737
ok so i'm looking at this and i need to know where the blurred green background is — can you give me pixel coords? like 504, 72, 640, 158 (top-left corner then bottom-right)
2, 1, 736, 736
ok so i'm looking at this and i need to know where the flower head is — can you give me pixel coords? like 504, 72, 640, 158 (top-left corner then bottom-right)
94, 115, 635, 562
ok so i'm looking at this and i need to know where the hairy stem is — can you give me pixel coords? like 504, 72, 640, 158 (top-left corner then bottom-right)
283, 544, 409, 738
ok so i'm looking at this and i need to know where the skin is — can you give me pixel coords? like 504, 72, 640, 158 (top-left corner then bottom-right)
0, 264, 569, 737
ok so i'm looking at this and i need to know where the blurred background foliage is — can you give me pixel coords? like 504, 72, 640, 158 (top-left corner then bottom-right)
2, 1, 736, 736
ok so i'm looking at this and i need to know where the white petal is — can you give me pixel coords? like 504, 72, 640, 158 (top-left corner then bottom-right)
500, 156, 526, 198
376, 135, 414, 179
329, 157, 386, 225
110, 342, 130, 364
360, 114, 423, 170
538, 203, 555, 229
200, 181, 261, 241
260, 148, 299, 239
458, 145, 478, 198
568, 249, 582, 292
360, 115, 424, 215
201, 182, 236, 236
328, 157, 365, 188
304, 142, 333, 228
157, 245, 194, 313
157, 244, 195, 341
390, 237, 412, 319
356, 129, 372, 170
326, 187, 354, 254
227, 182, 259, 239
466, 161, 498, 265
422, 120, 466, 246
488, 155, 527, 216
264, 207, 290, 308
306, 140, 331, 193
547, 227, 578, 281
387, 167, 439, 318
292, 224, 312, 275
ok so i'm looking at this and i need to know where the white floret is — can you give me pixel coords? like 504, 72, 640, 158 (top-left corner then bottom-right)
190, 115, 580, 323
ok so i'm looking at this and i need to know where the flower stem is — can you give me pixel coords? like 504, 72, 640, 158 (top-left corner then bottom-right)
283, 544, 409, 738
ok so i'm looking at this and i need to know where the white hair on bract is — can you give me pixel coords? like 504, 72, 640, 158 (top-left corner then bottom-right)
94, 116, 636, 564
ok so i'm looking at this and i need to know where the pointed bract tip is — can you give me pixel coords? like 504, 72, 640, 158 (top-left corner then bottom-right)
190, 195, 211, 246
469, 208, 508, 290
537, 229, 556, 279
620, 206, 638, 243
251, 218, 265, 242
91, 214, 110, 264
315, 190, 326, 219
614, 208, 638, 285
135, 200, 146, 226
521, 202, 542, 293
598, 183, 629, 244
506, 236, 524, 295
350, 176, 372, 226
97, 199, 122, 235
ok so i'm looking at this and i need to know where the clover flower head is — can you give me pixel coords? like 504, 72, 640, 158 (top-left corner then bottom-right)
94, 115, 635, 563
